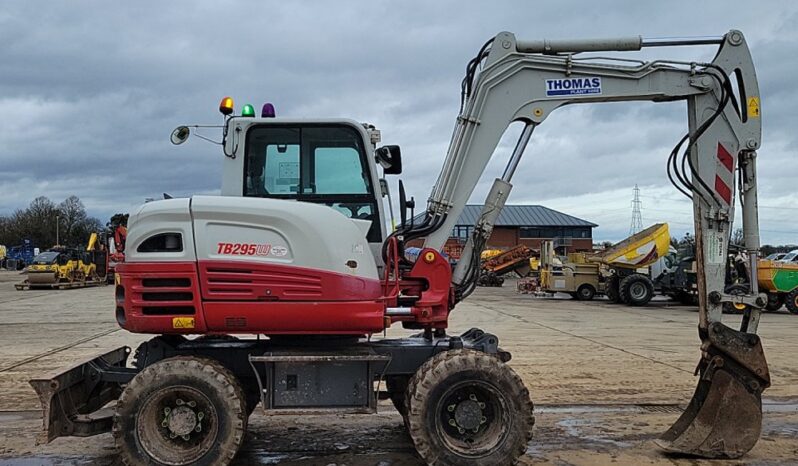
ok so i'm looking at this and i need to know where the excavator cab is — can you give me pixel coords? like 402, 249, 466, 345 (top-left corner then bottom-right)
215, 117, 402, 262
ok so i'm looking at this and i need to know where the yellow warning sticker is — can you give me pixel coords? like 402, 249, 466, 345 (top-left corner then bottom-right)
172, 317, 195, 329
747, 96, 760, 118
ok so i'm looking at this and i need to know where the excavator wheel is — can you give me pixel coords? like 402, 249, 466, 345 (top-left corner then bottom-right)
785, 288, 798, 315
764, 292, 784, 312
113, 356, 247, 466
619, 274, 654, 306
606, 276, 620, 303
405, 349, 533, 466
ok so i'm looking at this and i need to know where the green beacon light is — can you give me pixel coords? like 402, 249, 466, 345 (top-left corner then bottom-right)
241, 104, 255, 118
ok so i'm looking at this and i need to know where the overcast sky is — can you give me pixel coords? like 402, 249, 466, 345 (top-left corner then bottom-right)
1, 1, 796, 244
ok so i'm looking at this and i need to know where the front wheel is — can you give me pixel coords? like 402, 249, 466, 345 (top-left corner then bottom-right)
405, 349, 534, 466
113, 356, 247, 466
619, 274, 654, 306
576, 284, 596, 301
765, 292, 785, 312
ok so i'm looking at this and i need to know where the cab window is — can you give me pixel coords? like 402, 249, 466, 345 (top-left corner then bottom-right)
244, 124, 380, 242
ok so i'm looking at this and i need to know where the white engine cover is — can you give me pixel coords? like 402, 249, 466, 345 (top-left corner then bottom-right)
126, 196, 379, 280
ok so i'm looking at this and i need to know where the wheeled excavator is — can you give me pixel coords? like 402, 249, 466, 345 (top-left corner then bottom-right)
31, 30, 768, 465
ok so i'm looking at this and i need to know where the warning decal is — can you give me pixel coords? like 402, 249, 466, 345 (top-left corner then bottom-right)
747, 97, 760, 118
172, 317, 195, 329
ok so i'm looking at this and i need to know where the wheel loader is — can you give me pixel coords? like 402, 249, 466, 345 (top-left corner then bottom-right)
31, 30, 770, 465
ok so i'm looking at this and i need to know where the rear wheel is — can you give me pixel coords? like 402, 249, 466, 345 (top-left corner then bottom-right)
785, 289, 798, 315
606, 276, 620, 303
619, 274, 654, 306
765, 292, 785, 312
113, 356, 246, 466
576, 284, 596, 301
405, 349, 534, 466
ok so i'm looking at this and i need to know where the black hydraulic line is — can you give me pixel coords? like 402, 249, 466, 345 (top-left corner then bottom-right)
683, 68, 733, 207
667, 133, 693, 199
460, 37, 495, 113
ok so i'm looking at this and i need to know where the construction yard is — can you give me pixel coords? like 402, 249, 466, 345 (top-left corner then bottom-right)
0, 270, 795, 465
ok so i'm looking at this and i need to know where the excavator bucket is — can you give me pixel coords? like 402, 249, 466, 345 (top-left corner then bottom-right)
29, 346, 130, 443
656, 322, 770, 458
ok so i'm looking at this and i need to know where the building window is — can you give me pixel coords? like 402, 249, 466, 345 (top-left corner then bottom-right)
520, 227, 592, 239
451, 226, 473, 240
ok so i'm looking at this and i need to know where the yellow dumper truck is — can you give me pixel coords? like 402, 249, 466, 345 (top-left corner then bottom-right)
540, 223, 670, 305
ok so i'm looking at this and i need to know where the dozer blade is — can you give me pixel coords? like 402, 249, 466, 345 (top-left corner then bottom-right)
29, 346, 130, 444
656, 321, 770, 458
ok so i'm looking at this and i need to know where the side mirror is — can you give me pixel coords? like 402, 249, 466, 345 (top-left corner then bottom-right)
375, 145, 402, 175
170, 126, 191, 145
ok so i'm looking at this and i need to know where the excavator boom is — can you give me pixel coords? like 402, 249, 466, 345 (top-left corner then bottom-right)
396, 30, 768, 458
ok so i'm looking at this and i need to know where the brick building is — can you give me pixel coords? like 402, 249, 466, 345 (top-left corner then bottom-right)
414, 205, 597, 258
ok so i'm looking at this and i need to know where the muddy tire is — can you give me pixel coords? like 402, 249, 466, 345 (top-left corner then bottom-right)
619, 274, 654, 306
606, 276, 620, 303
386, 375, 409, 417
765, 292, 785, 312
575, 284, 596, 301
113, 356, 247, 466
405, 349, 534, 466
785, 289, 798, 315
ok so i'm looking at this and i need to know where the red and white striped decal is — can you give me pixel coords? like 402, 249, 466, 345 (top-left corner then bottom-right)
714, 142, 733, 205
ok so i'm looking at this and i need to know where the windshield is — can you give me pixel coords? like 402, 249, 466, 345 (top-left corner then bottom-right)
244, 124, 380, 242
33, 251, 59, 264
245, 125, 371, 197
782, 252, 798, 262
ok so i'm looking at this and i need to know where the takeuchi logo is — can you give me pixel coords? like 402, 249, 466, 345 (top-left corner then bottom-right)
216, 242, 273, 256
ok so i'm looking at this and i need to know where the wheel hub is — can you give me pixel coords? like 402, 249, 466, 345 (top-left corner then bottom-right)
453, 399, 483, 431
161, 399, 204, 440
630, 283, 646, 299
447, 393, 488, 434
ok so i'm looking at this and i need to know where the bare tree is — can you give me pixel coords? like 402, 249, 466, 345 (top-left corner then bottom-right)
0, 196, 102, 249
730, 228, 744, 246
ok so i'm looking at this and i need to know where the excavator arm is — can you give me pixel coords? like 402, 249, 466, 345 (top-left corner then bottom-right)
402, 30, 767, 458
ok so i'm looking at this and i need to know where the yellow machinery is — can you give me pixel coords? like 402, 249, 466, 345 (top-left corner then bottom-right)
540, 224, 670, 304
757, 259, 798, 313
478, 245, 536, 286
16, 233, 108, 290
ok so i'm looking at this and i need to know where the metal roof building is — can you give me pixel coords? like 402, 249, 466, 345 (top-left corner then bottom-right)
454, 205, 597, 228
411, 204, 598, 254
